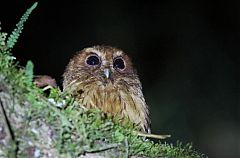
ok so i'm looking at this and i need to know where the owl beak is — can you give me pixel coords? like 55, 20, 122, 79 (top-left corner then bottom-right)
104, 68, 110, 79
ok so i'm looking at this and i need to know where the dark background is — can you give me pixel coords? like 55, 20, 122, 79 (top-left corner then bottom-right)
1, 1, 239, 157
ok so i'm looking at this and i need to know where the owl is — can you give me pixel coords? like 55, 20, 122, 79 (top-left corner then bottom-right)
63, 46, 150, 133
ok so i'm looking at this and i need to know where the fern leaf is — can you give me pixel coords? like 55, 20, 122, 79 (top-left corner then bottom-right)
7, 2, 38, 49
25, 60, 34, 83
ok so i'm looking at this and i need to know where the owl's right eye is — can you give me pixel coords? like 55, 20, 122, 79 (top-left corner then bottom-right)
86, 55, 100, 66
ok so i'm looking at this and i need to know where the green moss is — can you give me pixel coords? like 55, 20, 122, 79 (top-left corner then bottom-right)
0, 2, 206, 158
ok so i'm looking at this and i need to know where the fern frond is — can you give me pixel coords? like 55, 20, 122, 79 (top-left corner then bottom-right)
6, 2, 38, 49
25, 60, 34, 83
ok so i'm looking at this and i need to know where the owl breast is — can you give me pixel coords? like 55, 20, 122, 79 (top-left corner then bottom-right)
83, 82, 123, 114
66, 77, 149, 132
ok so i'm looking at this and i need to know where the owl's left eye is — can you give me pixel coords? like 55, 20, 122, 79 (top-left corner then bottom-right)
86, 55, 100, 66
113, 57, 125, 70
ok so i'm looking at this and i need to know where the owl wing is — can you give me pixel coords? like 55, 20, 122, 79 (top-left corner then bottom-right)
119, 81, 151, 133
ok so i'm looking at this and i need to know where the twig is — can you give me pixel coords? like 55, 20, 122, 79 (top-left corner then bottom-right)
124, 138, 129, 158
134, 130, 171, 139
85, 143, 120, 153
0, 98, 17, 158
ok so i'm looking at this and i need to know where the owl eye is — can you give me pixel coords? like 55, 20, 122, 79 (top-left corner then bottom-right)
113, 57, 125, 70
86, 55, 100, 66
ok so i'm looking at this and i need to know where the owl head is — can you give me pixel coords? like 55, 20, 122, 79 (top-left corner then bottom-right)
63, 45, 139, 89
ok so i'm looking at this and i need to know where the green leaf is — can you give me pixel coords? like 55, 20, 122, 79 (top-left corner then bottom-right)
25, 60, 34, 83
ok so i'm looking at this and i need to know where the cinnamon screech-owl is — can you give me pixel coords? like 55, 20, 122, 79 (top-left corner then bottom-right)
63, 46, 150, 132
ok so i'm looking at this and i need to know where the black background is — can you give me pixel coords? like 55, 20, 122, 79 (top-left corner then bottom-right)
1, 1, 239, 157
